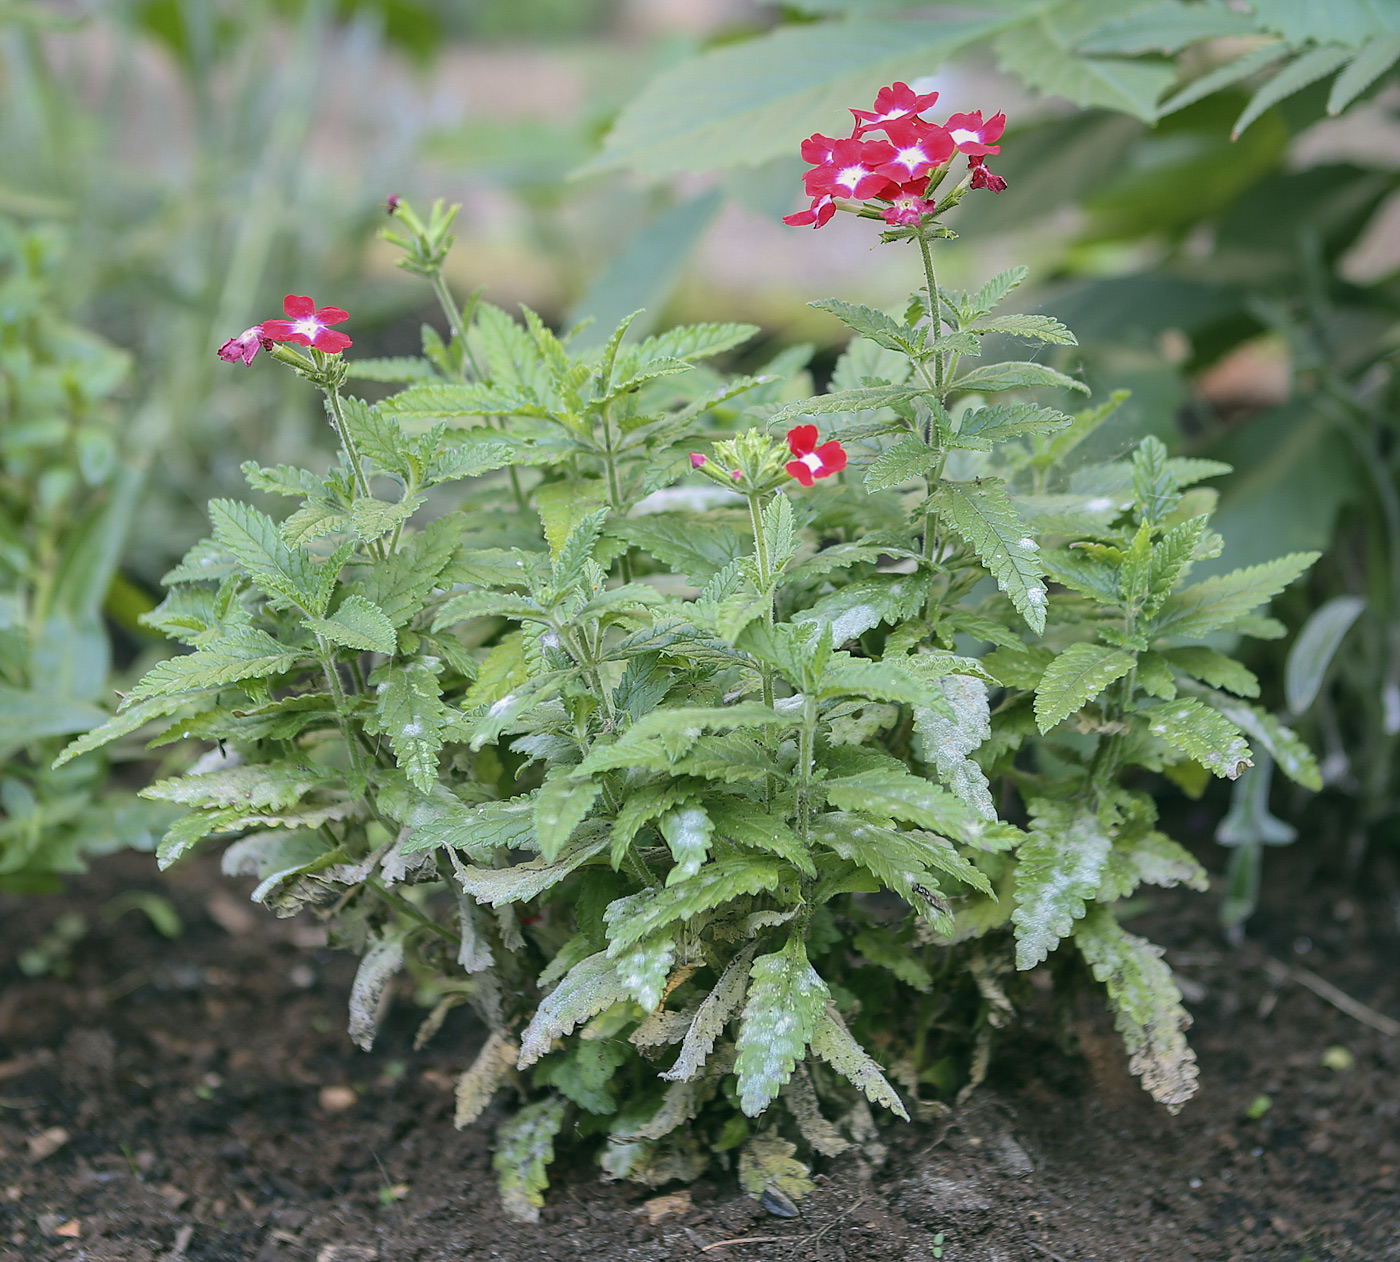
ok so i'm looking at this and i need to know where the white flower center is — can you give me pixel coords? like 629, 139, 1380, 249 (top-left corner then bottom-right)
895, 146, 925, 169
801, 452, 824, 472
292, 316, 322, 338
950, 128, 979, 146
835, 164, 869, 191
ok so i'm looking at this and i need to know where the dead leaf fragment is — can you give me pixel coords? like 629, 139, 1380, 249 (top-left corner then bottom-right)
641, 1189, 692, 1223
55, 1220, 80, 1238
27, 1127, 69, 1162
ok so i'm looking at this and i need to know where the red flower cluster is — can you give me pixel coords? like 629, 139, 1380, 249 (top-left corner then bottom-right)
217, 294, 353, 366
784, 83, 1006, 229
785, 425, 847, 487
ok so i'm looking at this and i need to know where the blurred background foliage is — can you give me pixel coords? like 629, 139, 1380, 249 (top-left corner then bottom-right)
5, 0, 1400, 909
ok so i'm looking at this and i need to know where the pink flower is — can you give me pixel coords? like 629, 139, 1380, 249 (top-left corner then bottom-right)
881, 182, 938, 227
800, 133, 844, 166
851, 81, 941, 134
385, 193, 401, 214
689, 452, 707, 468
785, 425, 848, 487
945, 111, 1005, 157
969, 158, 1008, 193
217, 325, 270, 366
806, 136, 898, 200
260, 295, 353, 354
874, 118, 955, 184
783, 193, 837, 228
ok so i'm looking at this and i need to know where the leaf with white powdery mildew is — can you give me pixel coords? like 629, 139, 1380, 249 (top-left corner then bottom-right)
371, 661, 448, 794
455, 1031, 519, 1129
1034, 643, 1137, 733
915, 674, 995, 821
1139, 697, 1252, 780
809, 1004, 908, 1120
348, 933, 406, 1051
934, 480, 1048, 633
1013, 800, 1112, 970
661, 943, 757, 1082
494, 1098, 567, 1223
518, 951, 629, 1069
734, 937, 829, 1116
1073, 906, 1199, 1112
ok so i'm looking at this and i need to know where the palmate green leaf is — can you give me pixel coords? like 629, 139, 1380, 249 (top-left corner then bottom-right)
452, 827, 610, 907
809, 1004, 908, 1120
1012, 799, 1113, 970
306, 594, 397, 656
208, 499, 327, 614
493, 1097, 568, 1224
970, 313, 1077, 345
579, 13, 1012, 177
734, 937, 829, 1117
1162, 647, 1259, 698
1034, 643, 1137, 733
371, 661, 448, 794
1233, 43, 1355, 138
535, 767, 603, 861
810, 299, 918, 353
934, 480, 1048, 634
1073, 906, 1198, 1112
603, 856, 781, 951
1150, 553, 1318, 639
771, 385, 922, 421
660, 942, 758, 1083
1329, 31, 1400, 113
951, 403, 1071, 451
994, 11, 1176, 121
1139, 697, 1252, 780
126, 629, 305, 704
518, 951, 629, 1069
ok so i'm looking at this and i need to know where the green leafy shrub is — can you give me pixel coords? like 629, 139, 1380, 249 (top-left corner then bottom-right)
0, 216, 174, 890
63, 159, 1317, 1215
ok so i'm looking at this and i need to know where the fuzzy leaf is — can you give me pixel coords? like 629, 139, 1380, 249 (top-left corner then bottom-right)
914, 674, 995, 820
346, 356, 437, 383
934, 480, 1048, 633
1012, 800, 1113, 970
772, 385, 922, 421
535, 768, 603, 861
307, 594, 397, 655
1186, 687, 1321, 791
952, 361, 1089, 395
453, 828, 610, 906
142, 762, 337, 810
608, 517, 743, 584
1150, 553, 1318, 639
611, 931, 677, 1010
660, 805, 715, 883
493, 1098, 567, 1223
1073, 907, 1198, 1112
518, 951, 628, 1069
734, 938, 829, 1116
971, 313, 1076, 344
358, 515, 463, 628
126, 629, 304, 703
810, 299, 918, 353
707, 800, 815, 877
604, 856, 781, 951
822, 769, 991, 851
372, 662, 448, 794
661, 944, 757, 1083
1162, 647, 1259, 698
208, 499, 327, 614
952, 403, 1071, 450
348, 933, 405, 1052
400, 793, 537, 856
1034, 643, 1137, 733
809, 1004, 908, 1120
1139, 697, 1252, 780
455, 1031, 519, 1129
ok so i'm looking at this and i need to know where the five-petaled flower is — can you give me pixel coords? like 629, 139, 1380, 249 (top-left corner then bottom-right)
260, 295, 353, 354
851, 81, 941, 133
217, 325, 270, 366
945, 110, 1004, 156
807, 136, 898, 200
875, 117, 955, 183
785, 425, 848, 487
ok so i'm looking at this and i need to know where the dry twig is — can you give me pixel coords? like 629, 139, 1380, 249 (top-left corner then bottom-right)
1264, 958, 1400, 1037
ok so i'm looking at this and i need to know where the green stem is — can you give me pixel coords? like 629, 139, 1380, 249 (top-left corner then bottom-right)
319, 640, 369, 795
430, 272, 484, 382
366, 875, 459, 944
917, 229, 944, 397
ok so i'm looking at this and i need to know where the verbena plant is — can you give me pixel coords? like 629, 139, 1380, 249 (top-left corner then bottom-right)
1, 215, 173, 891
62, 89, 1319, 1218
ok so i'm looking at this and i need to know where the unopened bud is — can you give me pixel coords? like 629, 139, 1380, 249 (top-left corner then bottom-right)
689, 452, 707, 468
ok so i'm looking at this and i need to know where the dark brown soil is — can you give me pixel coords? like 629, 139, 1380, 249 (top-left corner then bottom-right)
1, 844, 1397, 1262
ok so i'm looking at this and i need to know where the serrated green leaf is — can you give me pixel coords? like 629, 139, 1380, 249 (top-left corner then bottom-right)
1329, 31, 1400, 112
966, 265, 1029, 318
209, 499, 326, 614
1073, 906, 1198, 1111
346, 356, 437, 383
1012, 799, 1112, 969
401, 793, 538, 856
952, 403, 1071, 450
809, 1003, 908, 1120
971, 313, 1077, 344
608, 517, 743, 584
821, 771, 991, 852
734, 937, 828, 1116
1075, 1, 1257, 55
535, 767, 602, 861
852, 929, 933, 991
934, 480, 1048, 633
371, 661, 448, 794
493, 1098, 567, 1223
1162, 646, 1259, 698
1099, 830, 1209, 901
453, 828, 610, 907
660, 943, 757, 1083
240, 461, 325, 498
772, 385, 922, 421
630, 321, 758, 365
604, 856, 781, 951
358, 515, 462, 628
307, 594, 397, 655
707, 800, 814, 876
952, 360, 1089, 395
863, 435, 940, 491
142, 761, 337, 809
1139, 697, 1252, 780
1151, 553, 1317, 639
1034, 643, 1137, 733
127, 629, 304, 703
518, 951, 628, 1069
1185, 686, 1321, 790
382, 381, 551, 420
810, 298, 918, 353
1233, 43, 1355, 138
914, 674, 995, 821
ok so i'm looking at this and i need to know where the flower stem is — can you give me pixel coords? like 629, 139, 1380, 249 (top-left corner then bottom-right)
430, 272, 484, 382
